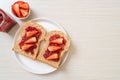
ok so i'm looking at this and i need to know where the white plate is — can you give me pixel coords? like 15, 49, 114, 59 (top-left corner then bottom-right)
12, 17, 70, 74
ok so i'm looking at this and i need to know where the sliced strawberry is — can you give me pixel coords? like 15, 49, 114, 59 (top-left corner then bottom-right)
48, 46, 61, 52
25, 37, 37, 44
46, 53, 58, 60
21, 44, 34, 51
20, 9, 28, 17
51, 38, 63, 44
26, 31, 38, 38
12, 3, 21, 17
20, 2, 29, 9
15, 1, 25, 5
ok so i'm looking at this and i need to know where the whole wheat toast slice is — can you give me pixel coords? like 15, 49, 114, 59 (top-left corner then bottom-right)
12, 21, 46, 60
37, 30, 70, 68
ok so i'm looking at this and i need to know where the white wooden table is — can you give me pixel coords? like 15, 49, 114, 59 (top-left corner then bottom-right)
0, 0, 120, 80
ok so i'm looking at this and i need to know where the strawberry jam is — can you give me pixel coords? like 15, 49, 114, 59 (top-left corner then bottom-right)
19, 26, 41, 54
43, 34, 66, 62
0, 9, 16, 32
49, 34, 66, 47
0, 13, 3, 24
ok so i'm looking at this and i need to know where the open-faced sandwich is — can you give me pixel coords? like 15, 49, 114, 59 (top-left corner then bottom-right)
37, 30, 70, 68
12, 21, 46, 60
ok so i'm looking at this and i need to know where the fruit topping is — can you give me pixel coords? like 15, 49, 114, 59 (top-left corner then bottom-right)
43, 34, 67, 62
51, 38, 63, 44
48, 46, 61, 52
19, 26, 41, 54
49, 34, 60, 41
25, 37, 37, 44
26, 31, 38, 38
46, 53, 58, 60
21, 44, 34, 51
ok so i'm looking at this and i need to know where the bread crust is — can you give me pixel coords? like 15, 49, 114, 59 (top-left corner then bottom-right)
37, 30, 70, 68
12, 21, 46, 60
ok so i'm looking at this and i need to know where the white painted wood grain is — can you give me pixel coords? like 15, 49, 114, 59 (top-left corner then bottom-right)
0, 0, 120, 80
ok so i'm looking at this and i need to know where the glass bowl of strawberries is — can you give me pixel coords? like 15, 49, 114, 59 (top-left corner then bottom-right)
11, 1, 30, 19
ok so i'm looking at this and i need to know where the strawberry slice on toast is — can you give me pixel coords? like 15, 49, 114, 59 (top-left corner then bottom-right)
26, 31, 38, 38
48, 46, 62, 52
51, 38, 63, 44
25, 37, 37, 44
21, 44, 34, 51
46, 53, 58, 60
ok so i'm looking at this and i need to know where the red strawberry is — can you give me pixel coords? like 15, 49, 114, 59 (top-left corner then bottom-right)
20, 9, 28, 17
46, 53, 58, 60
26, 31, 38, 38
20, 2, 29, 9
12, 3, 21, 17
15, 1, 25, 5
25, 37, 37, 44
21, 44, 34, 51
12, 1, 29, 18
48, 46, 61, 52
51, 38, 63, 44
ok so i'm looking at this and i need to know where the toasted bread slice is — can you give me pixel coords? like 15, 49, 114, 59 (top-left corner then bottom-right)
37, 30, 70, 68
12, 21, 46, 60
